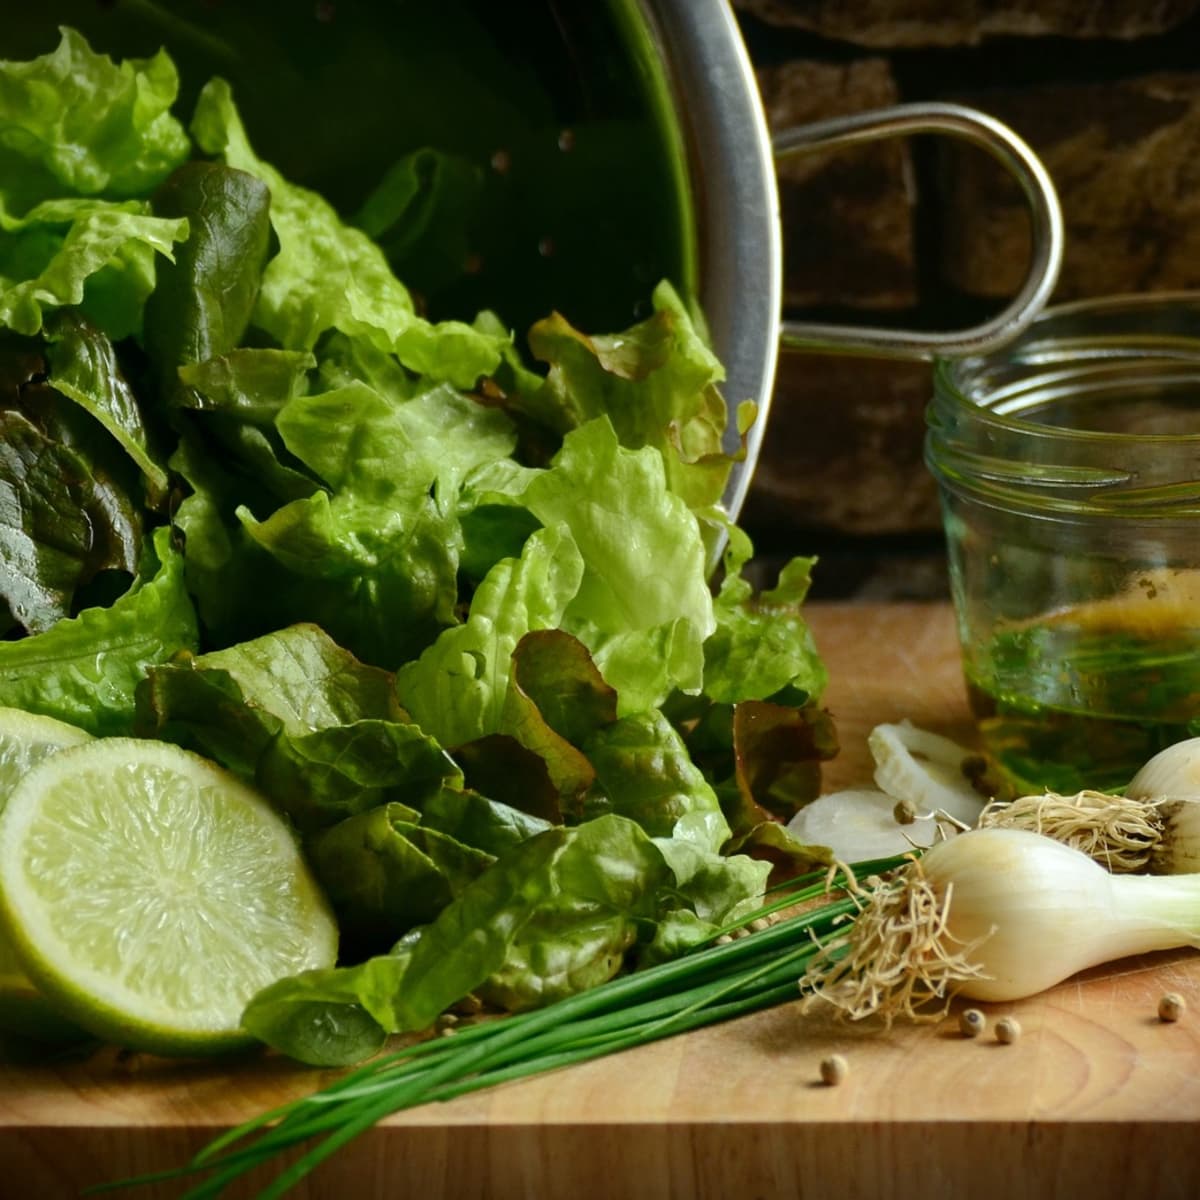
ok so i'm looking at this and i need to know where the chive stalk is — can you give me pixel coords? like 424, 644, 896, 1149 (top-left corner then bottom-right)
97, 859, 891, 1199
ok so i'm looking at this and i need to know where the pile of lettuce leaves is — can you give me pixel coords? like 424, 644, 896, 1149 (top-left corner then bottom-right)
0, 29, 836, 1066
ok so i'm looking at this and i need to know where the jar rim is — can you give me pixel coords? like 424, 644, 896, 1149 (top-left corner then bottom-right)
934, 290, 1200, 445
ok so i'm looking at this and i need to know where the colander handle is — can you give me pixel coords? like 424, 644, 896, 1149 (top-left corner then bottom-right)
774, 102, 1063, 361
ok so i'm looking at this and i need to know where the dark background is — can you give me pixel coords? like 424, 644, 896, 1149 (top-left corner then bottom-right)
733, 0, 1200, 599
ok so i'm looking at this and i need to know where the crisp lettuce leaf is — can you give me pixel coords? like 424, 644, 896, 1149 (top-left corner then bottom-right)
0, 525, 197, 734
704, 523, 827, 705
190, 78, 507, 389
244, 813, 674, 1053
585, 708, 730, 853
307, 805, 494, 956
174, 622, 404, 732
528, 280, 733, 510
418, 785, 553, 857
218, 379, 517, 667
237, 489, 461, 668
276, 380, 516, 500
136, 624, 460, 831
0, 28, 190, 205
0, 197, 187, 338
522, 417, 714, 713
177, 349, 316, 426
396, 523, 585, 748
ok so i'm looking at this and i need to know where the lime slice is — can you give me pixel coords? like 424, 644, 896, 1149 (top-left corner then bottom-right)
0, 707, 93, 1041
0, 707, 93, 792
0, 738, 338, 1056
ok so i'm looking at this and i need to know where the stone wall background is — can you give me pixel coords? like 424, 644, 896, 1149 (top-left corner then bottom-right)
733, 0, 1200, 598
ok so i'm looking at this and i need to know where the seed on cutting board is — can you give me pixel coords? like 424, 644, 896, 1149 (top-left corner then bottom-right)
995, 1016, 1021, 1044
819, 1054, 849, 1086
1157, 992, 1186, 1022
958, 1008, 986, 1038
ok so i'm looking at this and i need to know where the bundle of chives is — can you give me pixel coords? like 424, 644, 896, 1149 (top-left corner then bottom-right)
104, 854, 905, 1200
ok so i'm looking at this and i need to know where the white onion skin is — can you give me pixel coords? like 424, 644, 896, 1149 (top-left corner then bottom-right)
1126, 738, 1200, 873
922, 828, 1200, 1001
1127, 737, 1200, 801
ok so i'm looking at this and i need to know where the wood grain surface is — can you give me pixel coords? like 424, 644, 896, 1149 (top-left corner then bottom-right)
1, 603, 1197, 1199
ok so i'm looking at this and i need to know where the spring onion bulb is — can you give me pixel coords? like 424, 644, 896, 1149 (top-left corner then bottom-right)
977, 735, 1200, 875
868, 720, 992, 826
800, 827, 1200, 1022
1128, 737, 1200, 801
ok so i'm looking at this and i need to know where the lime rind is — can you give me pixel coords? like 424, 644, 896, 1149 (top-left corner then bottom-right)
0, 738, 338, 1056
0, 707, 93, 1042
0, 706, 92, 801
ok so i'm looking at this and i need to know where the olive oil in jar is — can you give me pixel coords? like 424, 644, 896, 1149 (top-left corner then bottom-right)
964, 577, 1200, 795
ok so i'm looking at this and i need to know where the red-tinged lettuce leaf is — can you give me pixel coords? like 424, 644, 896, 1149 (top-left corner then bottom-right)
681, 693, 838, 843
306, 805, 494, 958
0, 409, 112, 632
0, 333, 147, 633
732, 700, 839, 825
451, 734, 563, 825
507, 628, 619, 746
43, 312, 168, 503
722, 820, 832, 881
0, 525, 197, 735
493, 629, 617, 820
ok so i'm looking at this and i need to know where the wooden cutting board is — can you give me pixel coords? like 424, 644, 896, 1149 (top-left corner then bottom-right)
1, 603, 1197, 1199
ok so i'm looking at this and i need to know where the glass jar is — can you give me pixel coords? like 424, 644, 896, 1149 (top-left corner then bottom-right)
926, 293, 1200, 795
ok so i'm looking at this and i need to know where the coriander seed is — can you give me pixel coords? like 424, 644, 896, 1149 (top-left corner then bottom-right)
994, 1016, 1021, 1044
819, 1054, 848, 1086
958, 1008, 986, 1038
1158, 992, 1186, 1023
